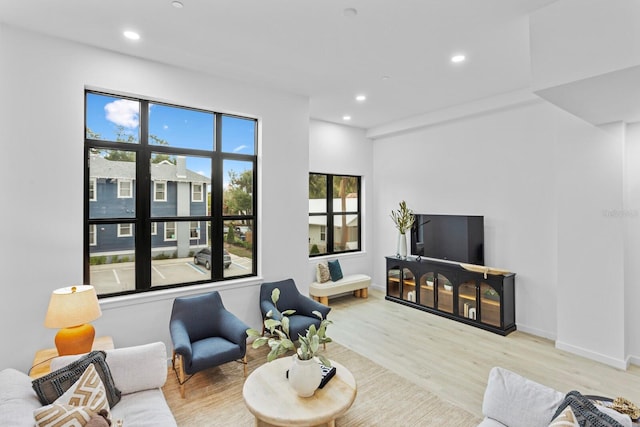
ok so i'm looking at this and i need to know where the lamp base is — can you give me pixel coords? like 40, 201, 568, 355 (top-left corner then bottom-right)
54, 324, 95, 356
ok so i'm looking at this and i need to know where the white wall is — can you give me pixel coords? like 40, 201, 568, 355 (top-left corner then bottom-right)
370, 96, 630, 367
625, 122, 640, 364
0, 25, 309, 372
307, 120, 374, 286
554, 118, 625, 368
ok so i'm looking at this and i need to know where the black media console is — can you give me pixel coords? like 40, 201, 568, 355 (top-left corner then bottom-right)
386, 256, 516, 335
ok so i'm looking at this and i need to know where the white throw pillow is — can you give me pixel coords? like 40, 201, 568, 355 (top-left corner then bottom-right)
482, 367, 564, 427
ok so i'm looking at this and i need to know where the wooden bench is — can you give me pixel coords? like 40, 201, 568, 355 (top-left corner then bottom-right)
309, 274, 371, 306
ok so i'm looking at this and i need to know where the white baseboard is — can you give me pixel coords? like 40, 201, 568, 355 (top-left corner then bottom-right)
555, 340, 629, 370
515, 323, 556, 341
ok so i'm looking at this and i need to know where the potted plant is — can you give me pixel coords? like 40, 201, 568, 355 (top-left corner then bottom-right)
390, 200, 415, 258
246, 288, 332, 396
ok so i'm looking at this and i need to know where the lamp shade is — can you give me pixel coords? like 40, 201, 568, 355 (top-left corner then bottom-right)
44, 285, 102, 329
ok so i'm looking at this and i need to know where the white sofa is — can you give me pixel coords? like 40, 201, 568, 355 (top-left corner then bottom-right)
479, 367, 632, 427
0, 342, 176, 426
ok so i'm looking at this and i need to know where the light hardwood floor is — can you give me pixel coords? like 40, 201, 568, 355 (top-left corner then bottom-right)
328, 288, 640, 418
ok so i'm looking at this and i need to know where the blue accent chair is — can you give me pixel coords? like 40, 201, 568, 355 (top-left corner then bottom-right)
260, 278, 331, 341
170, 291, 249, 398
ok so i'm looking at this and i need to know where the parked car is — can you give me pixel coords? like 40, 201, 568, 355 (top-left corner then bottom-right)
193, 248, 232, 270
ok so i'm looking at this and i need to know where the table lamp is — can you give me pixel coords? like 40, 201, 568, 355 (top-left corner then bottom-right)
44, 285, 102, 356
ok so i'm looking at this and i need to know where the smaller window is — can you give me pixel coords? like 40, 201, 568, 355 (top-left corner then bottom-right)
192, 183, 204, 202
154, 181, 167, 202
118, 223, 133, 237
165, 222, 176, 241
190, 221, 200, 239
89, 224, 97, 246
151, 222, 157, 235
320, 225, 326, 242
89, 178, 97, 201
118, 179, 133, 198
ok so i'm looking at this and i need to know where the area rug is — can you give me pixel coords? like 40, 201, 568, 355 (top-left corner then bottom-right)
163, 342, 481, 426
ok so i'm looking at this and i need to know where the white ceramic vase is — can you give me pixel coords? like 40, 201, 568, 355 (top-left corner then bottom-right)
288, 355, 322, 397
397, 233, 407, 259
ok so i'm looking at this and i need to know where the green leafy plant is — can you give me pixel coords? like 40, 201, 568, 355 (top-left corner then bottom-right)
390, 200, 415, 234
246, 288, 332, 366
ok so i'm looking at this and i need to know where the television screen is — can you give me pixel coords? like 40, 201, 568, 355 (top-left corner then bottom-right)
411, 214, 484, 265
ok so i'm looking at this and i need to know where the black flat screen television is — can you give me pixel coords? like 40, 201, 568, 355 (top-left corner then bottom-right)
411, 214, 484, 265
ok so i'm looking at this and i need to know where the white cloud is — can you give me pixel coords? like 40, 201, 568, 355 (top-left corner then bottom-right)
104, 99, 139, 128
233, 145, 247, 153
163, 124, 169, 130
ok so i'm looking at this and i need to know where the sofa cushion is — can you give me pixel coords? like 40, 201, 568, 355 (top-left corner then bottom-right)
33, 350, 121, 408
0, 368, 43, 427
110, 388, 177, 427
482, 367, 564, 427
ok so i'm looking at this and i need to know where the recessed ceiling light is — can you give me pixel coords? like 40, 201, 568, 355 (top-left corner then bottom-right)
343, 8, 358, 18
343, 115, 352, 121
123, 31, 140, 41
355, 95, 366, 102
171, 1, 184, 8
451, 54, 466, 63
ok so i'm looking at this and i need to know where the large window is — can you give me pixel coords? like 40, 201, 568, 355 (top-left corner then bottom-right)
85, 91, 258, 296
308, 173, 361, 256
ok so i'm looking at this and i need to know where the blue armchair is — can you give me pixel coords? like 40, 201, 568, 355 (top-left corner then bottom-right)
260, 278, 331, 341
170, 291, 249, 398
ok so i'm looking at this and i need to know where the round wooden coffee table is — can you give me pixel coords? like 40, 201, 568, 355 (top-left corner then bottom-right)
243, 357, 357, 427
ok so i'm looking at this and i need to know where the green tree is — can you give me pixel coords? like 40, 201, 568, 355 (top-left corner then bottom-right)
309, 174, 326, 199
225, 169, 253, 215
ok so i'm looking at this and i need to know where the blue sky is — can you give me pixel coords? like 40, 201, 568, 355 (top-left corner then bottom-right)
86, 93, 255, 186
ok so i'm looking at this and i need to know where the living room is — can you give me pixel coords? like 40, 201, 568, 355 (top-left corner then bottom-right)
1, 0, 640, 424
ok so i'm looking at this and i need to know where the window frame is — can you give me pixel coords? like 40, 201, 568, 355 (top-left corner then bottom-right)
89, 178, 97, 201
164, 221, 177, 241
308, 173, 361, 257
84, 90, 259, 297
117, 179, 133, 198
154, 181, 167, 202
89, 224, 97, 246
117, 223, 133, 237
192, 182, 204, 202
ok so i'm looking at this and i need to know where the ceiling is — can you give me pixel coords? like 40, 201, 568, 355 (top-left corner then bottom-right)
0, 0, 559, 130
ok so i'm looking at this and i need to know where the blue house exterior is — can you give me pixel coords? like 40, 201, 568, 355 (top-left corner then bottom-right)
89, 155, 210, 260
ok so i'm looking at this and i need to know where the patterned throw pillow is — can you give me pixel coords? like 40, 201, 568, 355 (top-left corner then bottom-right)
32, 350, 121, 408
549, 406, 579, 426
34, 403, 94, 427
328, 259, 343, 282
33, 364, 110, 427
316, 263, 330, 283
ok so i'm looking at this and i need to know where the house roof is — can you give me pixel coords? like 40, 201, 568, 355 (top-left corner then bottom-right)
90, 155, 210, 184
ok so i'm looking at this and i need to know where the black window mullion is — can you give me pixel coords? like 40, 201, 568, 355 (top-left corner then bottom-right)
136, 101, 151, 290
212, 114, 224, 280
326, 175, 334, 254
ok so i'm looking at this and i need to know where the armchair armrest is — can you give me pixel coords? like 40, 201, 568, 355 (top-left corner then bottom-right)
260, 299, 279, 319
218, 309, 250, 351
169, 319, 193, 362
295, 293, 331, 319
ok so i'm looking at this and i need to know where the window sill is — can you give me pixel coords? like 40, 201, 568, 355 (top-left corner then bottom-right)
98, 276, 264, 311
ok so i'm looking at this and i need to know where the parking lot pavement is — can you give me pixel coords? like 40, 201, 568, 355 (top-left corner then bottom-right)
90, 254, 252, 293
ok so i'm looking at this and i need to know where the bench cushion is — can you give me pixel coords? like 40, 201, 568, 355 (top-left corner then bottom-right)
309, 274, 371, 297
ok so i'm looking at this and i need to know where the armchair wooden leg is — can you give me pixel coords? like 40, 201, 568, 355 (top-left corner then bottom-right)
173, 351, 186, 398
243, 355, 247, 376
